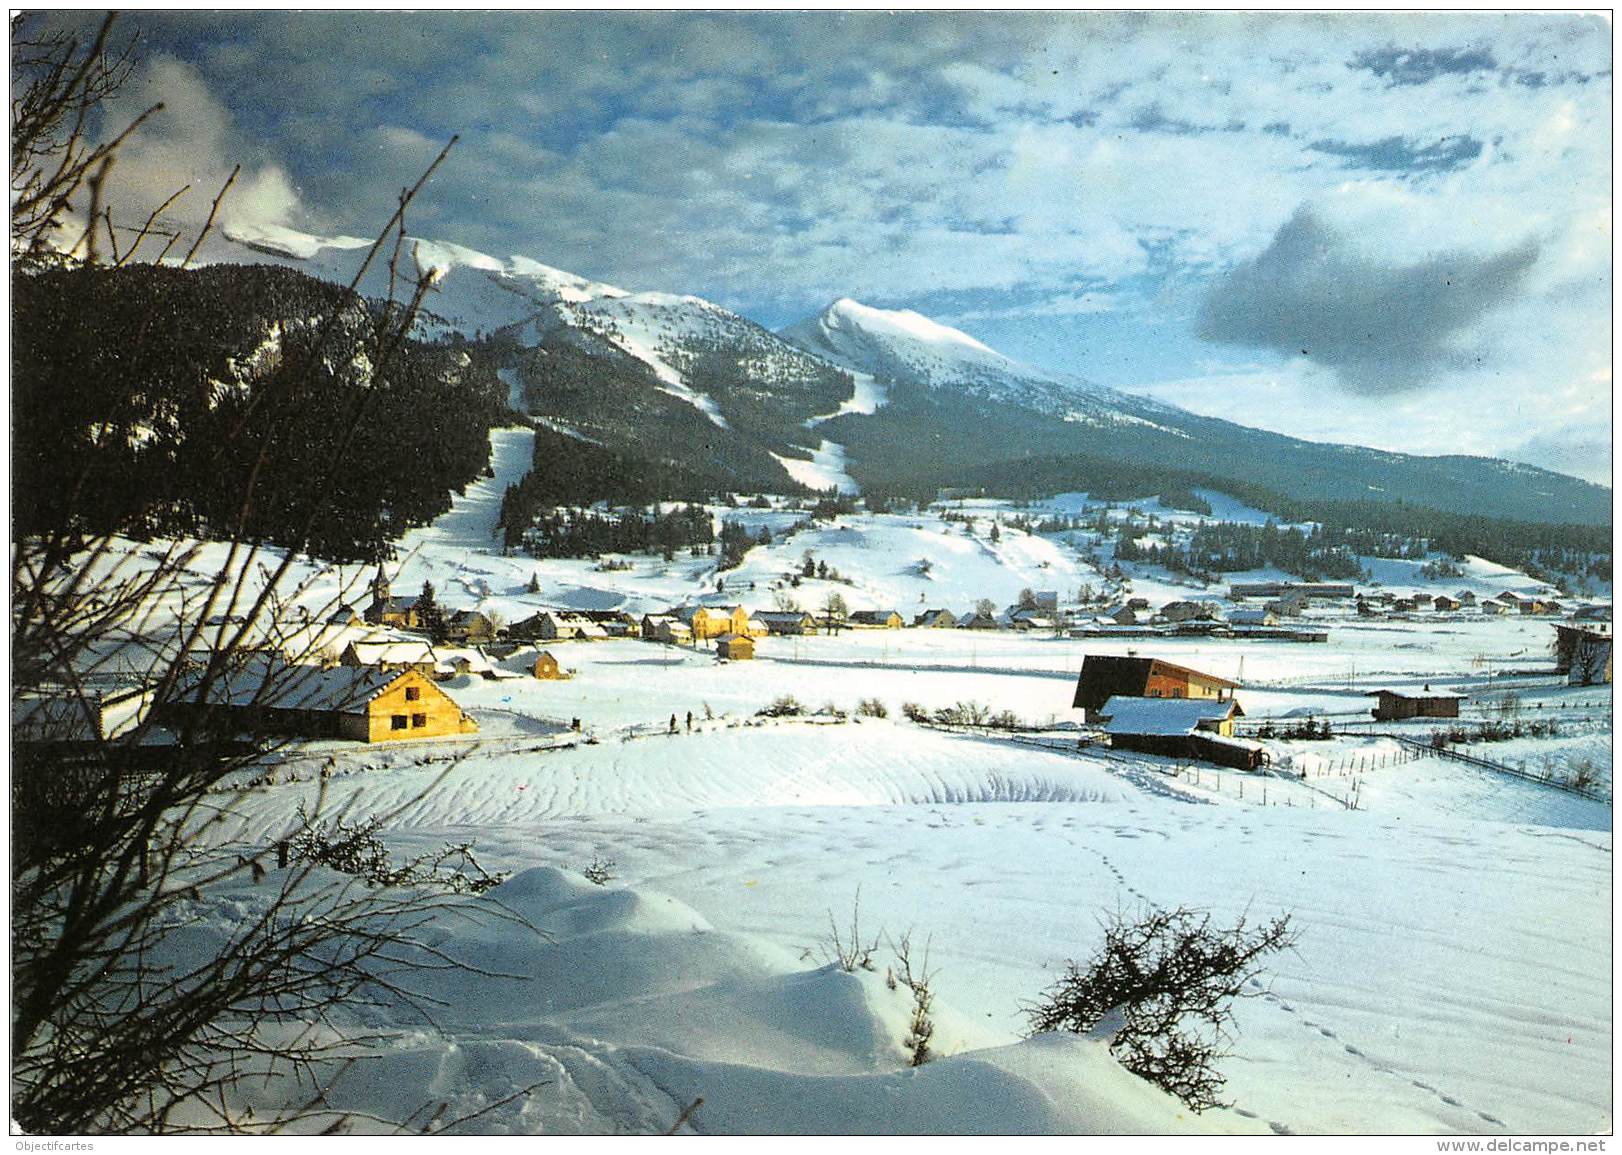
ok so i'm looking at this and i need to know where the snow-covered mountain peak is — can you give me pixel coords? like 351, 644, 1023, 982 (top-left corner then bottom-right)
821, 297, 1001, 359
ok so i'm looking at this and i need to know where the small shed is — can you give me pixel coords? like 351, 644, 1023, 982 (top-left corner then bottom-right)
715, 633, 755, 660
1367, 687, 1465, 722
533, 650, 568, 680
1432, 595, 1461, 612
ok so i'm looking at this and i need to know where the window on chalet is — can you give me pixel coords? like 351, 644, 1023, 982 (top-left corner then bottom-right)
405, 686, 421, 701
411, 713, 427, 728
390, 715, 408, 730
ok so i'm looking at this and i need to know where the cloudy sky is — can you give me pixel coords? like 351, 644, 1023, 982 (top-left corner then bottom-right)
43, 10, 1613, 483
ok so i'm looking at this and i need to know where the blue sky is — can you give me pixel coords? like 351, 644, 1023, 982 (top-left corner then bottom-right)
44, 11, 1613, 483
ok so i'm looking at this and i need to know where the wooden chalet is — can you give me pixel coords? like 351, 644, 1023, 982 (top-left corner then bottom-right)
1432, 595, 1461, 612
913, 608, 957, 629
715, 633, 755, 660
1366, 687, 1465, 722
848, 609, 904, 629
1072, 655, 1240, 723
1094, 695, 1264, 770
159, 661, 478, 743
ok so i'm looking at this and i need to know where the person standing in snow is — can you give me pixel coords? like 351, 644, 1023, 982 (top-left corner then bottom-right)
686, 711, 693, 732
669, 714, 677, 734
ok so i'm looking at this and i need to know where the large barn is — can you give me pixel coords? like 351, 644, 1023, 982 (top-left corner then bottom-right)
1072, 655, 1240, 723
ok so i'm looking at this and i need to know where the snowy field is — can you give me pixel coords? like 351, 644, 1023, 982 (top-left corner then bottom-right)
72, 429, 1613, 1135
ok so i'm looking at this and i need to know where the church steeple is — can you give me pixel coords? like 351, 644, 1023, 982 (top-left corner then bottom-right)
369, 566, 391, 612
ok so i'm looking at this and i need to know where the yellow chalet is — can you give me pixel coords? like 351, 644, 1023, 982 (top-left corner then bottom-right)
160, 659, 478, 743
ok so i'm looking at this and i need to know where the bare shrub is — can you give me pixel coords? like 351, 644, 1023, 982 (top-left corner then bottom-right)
1027, 905, 1296, 1112
582, 856, 616, 886
823, 888, 880, 973
289, 804, 508, 894
756, 694, 804, 718
901, 701, 930, 723
891, 930, 937, 1067
856, 698, 888, 719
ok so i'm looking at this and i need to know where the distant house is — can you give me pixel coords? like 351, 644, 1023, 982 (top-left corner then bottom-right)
1432, 595, 1460, 612
1456, 590, 1477, 605
1106, 605, 1138, 626
1367, 687, 1465, 722
1158, 600, 1218, 624
1032, 591, 1060, 614
1392, 598, 1417, 613
1572, 604, 1612, 623
1495, 591, 1524, 606
1094, 695, 1264, 769
1265, 595, 1306, 618
530, 611, 609, 641
533, 650, 568, 680
445, 609, 497, 644
715, 633, 755, 660
576, 609, 640, 638
955, 609, 1000, 630
1072, 655, 1240, 723
432, 646, 497, 679
1003, 606, 1053, 630
914, 608, 957, 629
752, 610, 818, 636
642, 614, 693, 644
159, 661, 478, 743
327, 603, 363, 627
1228, 607, 1279, 627
671, 605, 752, 641
1126, 598, 1151, 611
340, 639, 437, 677
1479, 600, 1509, 616
848, 609, 905, 629
1411, 593, 1433, 607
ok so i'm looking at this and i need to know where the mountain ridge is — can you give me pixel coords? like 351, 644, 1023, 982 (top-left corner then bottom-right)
198, 224, 1609, 526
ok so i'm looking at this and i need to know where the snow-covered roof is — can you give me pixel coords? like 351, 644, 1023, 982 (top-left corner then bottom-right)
1364, 688, 1468, 700
1096, 695, 1240, 736
347, 640, 435, 665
